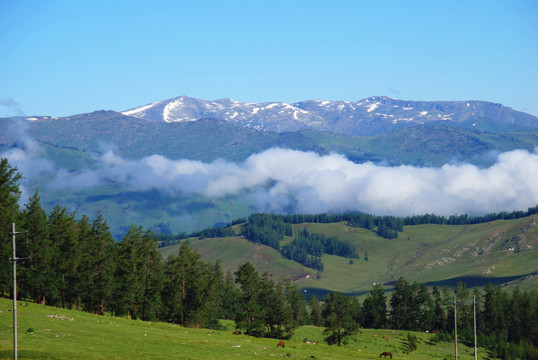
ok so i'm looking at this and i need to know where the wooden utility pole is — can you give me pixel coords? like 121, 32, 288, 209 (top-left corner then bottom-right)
10, 223, 29, 360
11, 223, 18, 360
454, 295, 458, 360
474, 295, 478, 360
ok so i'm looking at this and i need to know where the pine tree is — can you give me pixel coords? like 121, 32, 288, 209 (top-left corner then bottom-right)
390, 277, 415, 329
235, 262, 264, 336
140, 229, 164, 321
361, 283, 387, 329
258, 272, 278, 337
322, 291, 358, 346
483, 283, 508, 340
74, 215, 93, 310
412, 281, 433, 330
113, 226, 163, 320
454, 281, 473, 332
77, 212, 116, 315
163, 241, 208, 326
431, 286, 447, 331
286, 282, 308, 326
308, 295, 323, 327
220, 269, 241, 320
274, 279, 296, 339
199, 260, 225, 329
47, 204, 78, 308
20, 190, 50, 304
0, 158, 22, 296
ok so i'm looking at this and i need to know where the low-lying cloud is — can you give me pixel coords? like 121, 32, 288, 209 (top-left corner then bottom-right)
2, 122, 538, 217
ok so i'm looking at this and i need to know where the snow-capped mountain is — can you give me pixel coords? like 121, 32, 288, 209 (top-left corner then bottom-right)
122, 96, 538, 136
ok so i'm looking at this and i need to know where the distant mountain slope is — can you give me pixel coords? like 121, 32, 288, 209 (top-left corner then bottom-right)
2, 116, 537, 168
122, 96, 538, 135
160, 214, 538, 295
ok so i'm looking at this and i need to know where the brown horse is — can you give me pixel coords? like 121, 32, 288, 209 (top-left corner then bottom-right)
380, 352, 392, 359
277, 341, 285, 348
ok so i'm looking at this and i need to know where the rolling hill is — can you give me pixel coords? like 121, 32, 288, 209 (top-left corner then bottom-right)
159, 214, 538, 295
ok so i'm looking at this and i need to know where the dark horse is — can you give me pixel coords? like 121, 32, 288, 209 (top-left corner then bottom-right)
277, 341, 285, 348
380, 352, 392, 359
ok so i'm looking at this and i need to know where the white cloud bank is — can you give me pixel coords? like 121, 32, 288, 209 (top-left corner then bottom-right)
4, 137, 538, 217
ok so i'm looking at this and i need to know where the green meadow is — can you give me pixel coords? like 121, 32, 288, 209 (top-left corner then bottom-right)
161, 215, 538, 295
0, 298, 487, 359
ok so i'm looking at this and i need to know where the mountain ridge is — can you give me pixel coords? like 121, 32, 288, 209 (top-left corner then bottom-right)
120, 95, 538, 135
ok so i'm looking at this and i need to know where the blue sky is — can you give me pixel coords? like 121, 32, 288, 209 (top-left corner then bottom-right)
1, 0, 537, 117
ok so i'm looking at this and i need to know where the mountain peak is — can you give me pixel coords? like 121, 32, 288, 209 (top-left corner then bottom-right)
119, 96, 538, 136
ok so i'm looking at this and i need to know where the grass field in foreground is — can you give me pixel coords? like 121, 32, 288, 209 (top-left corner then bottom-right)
0, 298, 493, 360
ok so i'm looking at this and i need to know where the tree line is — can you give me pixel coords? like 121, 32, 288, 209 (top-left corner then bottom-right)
265, 208, 538, 238
157, 206, 538, 250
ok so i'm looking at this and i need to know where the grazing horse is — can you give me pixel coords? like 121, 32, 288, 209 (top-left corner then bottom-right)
232, 331, 241, 335
277, 341, 285, 348
380, 352, 392, 359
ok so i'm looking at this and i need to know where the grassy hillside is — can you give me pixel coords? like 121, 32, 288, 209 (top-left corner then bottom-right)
0, 298, 488, 359
160, 215, 538, 296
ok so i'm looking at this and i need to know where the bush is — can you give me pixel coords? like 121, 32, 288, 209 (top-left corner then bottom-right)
406, 333, 419, 352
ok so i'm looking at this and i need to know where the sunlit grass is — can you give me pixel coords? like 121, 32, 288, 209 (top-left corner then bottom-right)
0, 298, 491, 359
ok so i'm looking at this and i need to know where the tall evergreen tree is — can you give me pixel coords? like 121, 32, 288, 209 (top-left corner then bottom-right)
361, 283, 387, 329
19, 190, 50, 304
274, 279, 296, 339
431, 285, 447, 331
482, 283, 509, 340
0, 158, 22, 296
140, 229, 164, 321
390, 277, 415, 329
286, 282, 308, 326
258, 272, 279, 337
163, 241, 209, 326
74, 215, 93, 309
199, 260, 225, 329
454, 281, 473, 332
308, 295, 323, 327
322, 291, 358, 346
77, 212, 116, 315
47, 204, 78, 308
220, 269, 241, 321
235, 262, 264, 336
411, 281, 433, 331
112, 226, 163, 320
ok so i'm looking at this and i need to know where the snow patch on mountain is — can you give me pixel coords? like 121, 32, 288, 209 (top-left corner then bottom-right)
366, 102, 380, 112
122, 103, 158, 116
163, 98, 186, 122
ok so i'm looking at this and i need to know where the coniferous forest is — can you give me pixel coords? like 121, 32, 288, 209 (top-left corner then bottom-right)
1, 157, 538, 359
